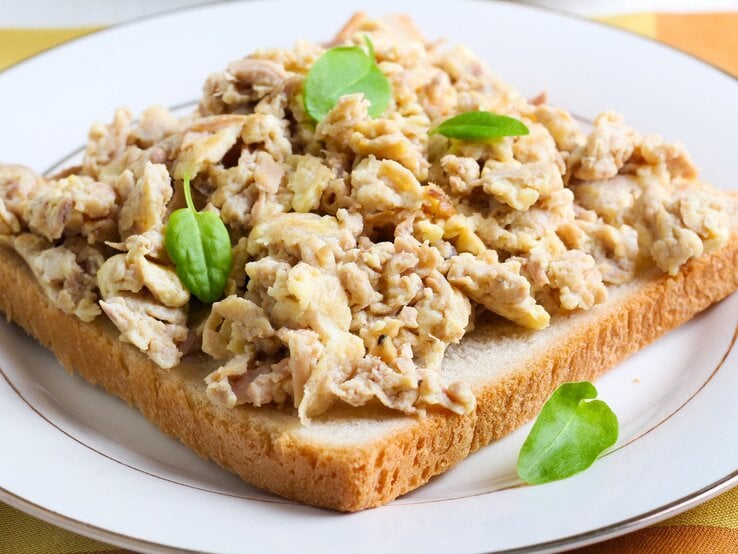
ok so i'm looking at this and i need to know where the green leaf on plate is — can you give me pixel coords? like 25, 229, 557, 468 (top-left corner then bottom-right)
303, 36, 391, 122
517, 381, 618, 485
431, 110, 529, 141
164, 173, 233, 304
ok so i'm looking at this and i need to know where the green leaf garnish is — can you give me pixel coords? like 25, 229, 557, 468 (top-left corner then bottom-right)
304, 36, 391, 122
164, 173, 233, 303
517, 381, 618, 485
431, 110, 529, 141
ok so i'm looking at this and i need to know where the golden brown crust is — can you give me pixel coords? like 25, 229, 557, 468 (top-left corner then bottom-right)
328, 11, 426, 46
0, 233, 736, 511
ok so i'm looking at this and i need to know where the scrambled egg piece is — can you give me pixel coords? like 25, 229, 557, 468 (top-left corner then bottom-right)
118, 162, 173, 238
23, 174, 117, 243
9, 233, 103, 322
97, 231, 189, 368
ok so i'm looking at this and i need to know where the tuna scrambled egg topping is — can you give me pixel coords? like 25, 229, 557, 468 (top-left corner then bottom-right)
0, 15, 731, 423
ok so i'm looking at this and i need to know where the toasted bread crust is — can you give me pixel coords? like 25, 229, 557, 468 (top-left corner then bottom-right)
0, 234, 736, 511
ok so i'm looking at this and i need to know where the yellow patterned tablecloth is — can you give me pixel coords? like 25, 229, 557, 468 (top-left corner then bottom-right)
0, 9, 737, 554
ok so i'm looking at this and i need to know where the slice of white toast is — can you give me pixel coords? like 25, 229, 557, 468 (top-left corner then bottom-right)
1, 220, 736, 511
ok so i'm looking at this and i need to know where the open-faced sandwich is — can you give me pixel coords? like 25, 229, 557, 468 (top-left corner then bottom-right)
0, 13, 736, 511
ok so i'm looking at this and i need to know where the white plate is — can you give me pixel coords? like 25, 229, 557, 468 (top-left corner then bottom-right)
0, 1, 736, 552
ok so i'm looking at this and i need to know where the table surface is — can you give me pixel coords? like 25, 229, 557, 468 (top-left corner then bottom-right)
0, 1, 737, 553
